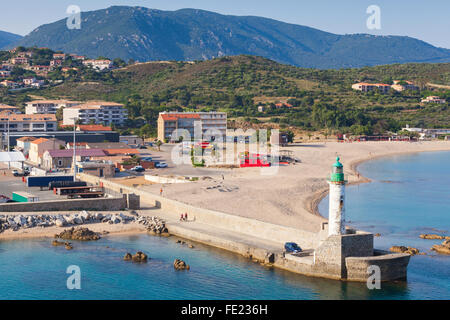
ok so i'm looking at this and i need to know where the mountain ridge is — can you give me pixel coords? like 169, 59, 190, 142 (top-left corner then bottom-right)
0, 30, 22, 49
9, 6, 450, 69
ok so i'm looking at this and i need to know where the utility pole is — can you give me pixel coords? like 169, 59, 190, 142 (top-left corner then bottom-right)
72, 118, 77, 181
7, 118, 10, 169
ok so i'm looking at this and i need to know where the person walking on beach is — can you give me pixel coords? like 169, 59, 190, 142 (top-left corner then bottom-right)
180, 213, 184, 222
160, 188, 163, 196
184, 212, 188, 221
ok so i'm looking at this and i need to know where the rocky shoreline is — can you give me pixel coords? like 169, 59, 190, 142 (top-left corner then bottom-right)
0, 211, 166, 234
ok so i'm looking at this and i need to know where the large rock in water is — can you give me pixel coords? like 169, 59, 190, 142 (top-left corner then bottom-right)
420, 234, 447, 240
123, 253, 132, 261
390, 246, 420, 255
173, 259, 190, 270
131, 251, 148, 263
55, 227, 100, 241
432, 239, 450, 255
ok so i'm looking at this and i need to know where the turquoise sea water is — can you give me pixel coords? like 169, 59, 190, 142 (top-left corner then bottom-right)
0, 151, 449, 300
319, 150, 450, 300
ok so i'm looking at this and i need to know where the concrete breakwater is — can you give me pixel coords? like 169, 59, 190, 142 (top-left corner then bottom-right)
77, 173, 321, 249
77, 173, 410, 282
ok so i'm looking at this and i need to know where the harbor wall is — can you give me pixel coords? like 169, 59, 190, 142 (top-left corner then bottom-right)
0, 195, 127, 212
78, 173, 321, 249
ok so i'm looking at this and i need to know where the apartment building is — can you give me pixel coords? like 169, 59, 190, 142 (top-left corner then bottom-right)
352, 82, 391, 93
0, 113, 57, 132
62, 101, 128, 126
25, 100, 81, 114
157, 111, 227, 142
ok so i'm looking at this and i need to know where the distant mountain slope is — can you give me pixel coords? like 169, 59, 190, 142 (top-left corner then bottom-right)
0, 30, 22, 49
12, 6, 450, 68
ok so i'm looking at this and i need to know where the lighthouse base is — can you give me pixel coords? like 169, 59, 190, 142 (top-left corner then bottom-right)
310, 232, 410, 281
276, 232, 410, 282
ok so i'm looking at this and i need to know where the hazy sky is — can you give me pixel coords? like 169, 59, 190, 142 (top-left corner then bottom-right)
1, 0, 449, 48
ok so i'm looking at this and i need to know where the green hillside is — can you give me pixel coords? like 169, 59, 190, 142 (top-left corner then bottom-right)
16, 55, 449, 136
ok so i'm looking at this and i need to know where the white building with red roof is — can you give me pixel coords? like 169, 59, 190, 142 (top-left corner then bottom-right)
157, 111, 227, 142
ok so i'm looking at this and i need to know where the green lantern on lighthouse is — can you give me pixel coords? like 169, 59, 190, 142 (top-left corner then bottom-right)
329, 157, 345, 184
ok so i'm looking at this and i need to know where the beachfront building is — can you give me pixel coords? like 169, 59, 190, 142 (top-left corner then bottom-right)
421, 96, 447, 104
0, 113, 57, 132
157, 111, 227, 142
62, 101, 128, 126
401, 124, 450, 139
351, 82, 391, 93
25, 100, 81, 114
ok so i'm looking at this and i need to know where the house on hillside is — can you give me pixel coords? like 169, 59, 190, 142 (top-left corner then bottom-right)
421, 96, 446, 104
352, 82, 391, 93
83, 59, 113, 71
391, 80, 419, 92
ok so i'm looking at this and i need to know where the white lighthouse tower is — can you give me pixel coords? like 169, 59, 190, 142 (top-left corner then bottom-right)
327, 157, 347, 236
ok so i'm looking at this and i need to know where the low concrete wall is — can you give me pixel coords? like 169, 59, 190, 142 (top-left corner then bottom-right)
345, 250, 410, 281
78, 173, 320, 249
0, 195, 127, 212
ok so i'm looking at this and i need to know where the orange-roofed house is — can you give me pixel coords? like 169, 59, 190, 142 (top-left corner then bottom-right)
157, 111, 227, 142
29, 137, 65, 165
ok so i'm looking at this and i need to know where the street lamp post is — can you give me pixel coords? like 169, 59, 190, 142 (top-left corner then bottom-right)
7, 119, 10, 169
72, 118, 78, 181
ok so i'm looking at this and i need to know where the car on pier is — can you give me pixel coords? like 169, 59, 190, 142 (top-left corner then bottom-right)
284, 242, 302, 254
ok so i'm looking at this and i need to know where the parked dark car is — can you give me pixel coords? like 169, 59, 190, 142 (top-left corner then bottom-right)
284, 242, 302, 253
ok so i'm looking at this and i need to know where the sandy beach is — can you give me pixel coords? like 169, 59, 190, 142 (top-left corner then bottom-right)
1, 141, 450, 239
138, 141, 450, 233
